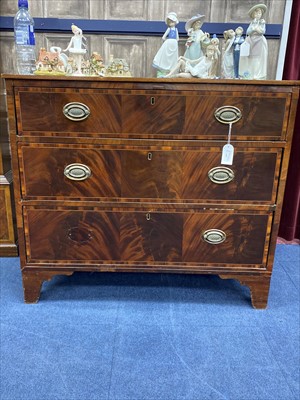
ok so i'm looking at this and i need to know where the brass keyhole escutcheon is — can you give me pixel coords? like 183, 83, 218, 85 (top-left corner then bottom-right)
147, 152, 152, 161
150, 97, 155, 105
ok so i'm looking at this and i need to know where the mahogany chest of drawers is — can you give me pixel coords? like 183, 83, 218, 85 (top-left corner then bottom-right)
3, 75, 299, 307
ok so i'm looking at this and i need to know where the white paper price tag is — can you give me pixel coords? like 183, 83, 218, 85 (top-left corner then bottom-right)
221, 122, 234, 165
221, 143, 234, 165
240, 41, 250, 57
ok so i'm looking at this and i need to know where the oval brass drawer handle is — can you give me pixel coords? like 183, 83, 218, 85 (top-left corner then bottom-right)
208, 166, 234, 184
214, 106, 242, 124
202, 229, 226, 245
64, 163, 91, 181
63, 102, 90, 121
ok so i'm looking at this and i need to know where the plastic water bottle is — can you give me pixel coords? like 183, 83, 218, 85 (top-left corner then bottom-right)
14, 0, 36, 74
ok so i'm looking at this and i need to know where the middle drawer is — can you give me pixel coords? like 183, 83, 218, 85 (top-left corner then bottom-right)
19, 144, 281, 203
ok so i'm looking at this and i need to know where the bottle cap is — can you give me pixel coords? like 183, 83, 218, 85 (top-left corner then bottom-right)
18, 0, 29, 8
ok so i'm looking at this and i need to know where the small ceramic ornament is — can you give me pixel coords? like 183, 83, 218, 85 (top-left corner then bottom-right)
89, 52, 106, 76
34, 47, 66, 75
106, 55, 131, 77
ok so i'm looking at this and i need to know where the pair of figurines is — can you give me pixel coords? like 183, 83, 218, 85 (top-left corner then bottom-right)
222, 26, 244, 79
153, 13, 219, 79
222, 4, 268, 80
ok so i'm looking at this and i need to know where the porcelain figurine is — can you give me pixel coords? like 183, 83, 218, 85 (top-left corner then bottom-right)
152, 12, 179, 77
183, 14, 210, 60
209, 34, 221, 77
239, 3, 268, 79
165, 44, 218, 79
222, 29, 235, 78
232, 26, 245, 78
64, 24, 87, 75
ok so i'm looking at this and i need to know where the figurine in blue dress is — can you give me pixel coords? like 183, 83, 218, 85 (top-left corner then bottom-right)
152, 12, 179, 76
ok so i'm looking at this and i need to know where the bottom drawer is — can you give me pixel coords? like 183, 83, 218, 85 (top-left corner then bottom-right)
24, 207, 271, 267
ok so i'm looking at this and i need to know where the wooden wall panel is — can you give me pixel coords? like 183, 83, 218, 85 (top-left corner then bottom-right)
0, 33, 16, 74
0, 0, 43, 16
0, 0, 287, 22
104, 36, 148, 77
158, 1, 212, 22
105, 0, 149, 20
43, 0, 90, 19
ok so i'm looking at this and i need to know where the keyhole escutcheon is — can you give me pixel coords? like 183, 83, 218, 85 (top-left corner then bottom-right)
150, 97, 155, 105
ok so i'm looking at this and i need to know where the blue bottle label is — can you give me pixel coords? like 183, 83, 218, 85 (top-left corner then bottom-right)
28, 25, 35, 45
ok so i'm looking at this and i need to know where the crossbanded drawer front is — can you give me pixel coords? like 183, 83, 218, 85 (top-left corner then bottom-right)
16, 89, 122, 134
24, 208, 270, 267
19, 145, 280, 203
122, 92, 287, 139
183, 93, 287, 139
122, 149, 280, 202
16, 88, 288, 140
19, 145, 121, 198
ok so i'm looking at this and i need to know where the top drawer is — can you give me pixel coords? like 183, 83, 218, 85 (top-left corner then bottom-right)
15, 87, 289, 140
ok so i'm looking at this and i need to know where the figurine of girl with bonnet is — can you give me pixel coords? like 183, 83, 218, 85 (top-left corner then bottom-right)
239, 3, 268, 79
183, 14, 210, 60
152, 12, 179, 77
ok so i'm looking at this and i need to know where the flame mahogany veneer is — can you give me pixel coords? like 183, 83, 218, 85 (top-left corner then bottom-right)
3, 75, 299, 308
